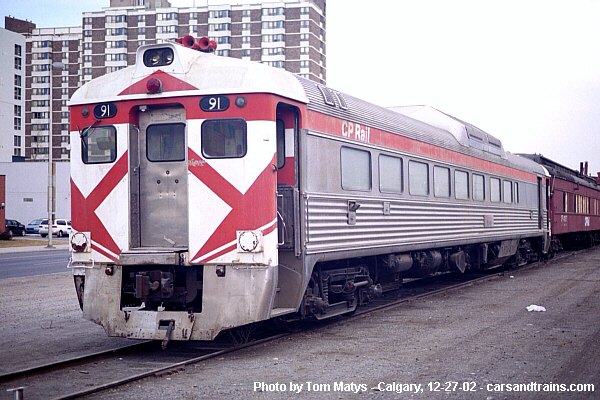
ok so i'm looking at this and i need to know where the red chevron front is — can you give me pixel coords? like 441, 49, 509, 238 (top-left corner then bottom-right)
187, 148, 277, 263
71, 153, 129, 261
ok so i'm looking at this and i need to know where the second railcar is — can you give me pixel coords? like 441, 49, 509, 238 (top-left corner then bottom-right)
520, 154, 600, 251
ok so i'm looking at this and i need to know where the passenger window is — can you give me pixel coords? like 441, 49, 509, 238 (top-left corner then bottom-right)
341, 146, 371, 191
455, 170, 469, 200
503, 180, 512, 203
201, 118, 247, 158
409, 160, 429, 196
490, 178, 501, 202
473, 174, 485, 201
379, 154, 402, 193
433, 166, 450, 198
81, 125, 116, 164
147, 123, 186, 162
514, 182, 519, 204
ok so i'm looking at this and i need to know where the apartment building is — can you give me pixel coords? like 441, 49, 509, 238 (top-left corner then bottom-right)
82, 0, 326, 85
8, 0, 325, 163
0, 24, 27, 162
26, 26, 82, 162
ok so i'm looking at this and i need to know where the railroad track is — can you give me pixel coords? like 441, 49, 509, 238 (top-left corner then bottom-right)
0, 250, 576, 400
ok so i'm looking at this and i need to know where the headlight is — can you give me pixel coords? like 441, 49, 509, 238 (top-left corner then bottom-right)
143, 48, 175, 67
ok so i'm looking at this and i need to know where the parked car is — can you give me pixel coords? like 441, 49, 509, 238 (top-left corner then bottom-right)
39, 218, 72, 238
5, 219, 26, 236
26, 218, 44, 234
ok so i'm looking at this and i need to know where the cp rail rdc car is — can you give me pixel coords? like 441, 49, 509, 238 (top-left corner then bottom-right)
69, 37, 552, 341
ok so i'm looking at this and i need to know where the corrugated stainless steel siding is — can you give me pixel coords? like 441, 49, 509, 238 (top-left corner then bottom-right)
304, 194, 542, 255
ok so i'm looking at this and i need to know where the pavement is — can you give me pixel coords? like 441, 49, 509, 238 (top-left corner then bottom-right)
0, 237, 69, 254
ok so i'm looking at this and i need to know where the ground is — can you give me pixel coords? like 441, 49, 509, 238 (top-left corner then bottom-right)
2, 248, 599, 399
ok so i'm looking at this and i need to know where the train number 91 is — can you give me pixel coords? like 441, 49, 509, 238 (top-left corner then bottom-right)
200, 95, 230, 112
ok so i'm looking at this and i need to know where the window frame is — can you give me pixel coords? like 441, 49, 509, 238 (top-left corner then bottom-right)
473, 173, 485, 201
378, 154, 403, 194
340, 146, 372, 191
201, 118, 247, 159
490, 177, 501, 203
433, 165, 451, 198
454, 170, 469, 200
81, 125, 117, 164
408, 160, 429, 196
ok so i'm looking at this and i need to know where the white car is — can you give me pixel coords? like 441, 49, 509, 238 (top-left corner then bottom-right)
39, 218, 72, 238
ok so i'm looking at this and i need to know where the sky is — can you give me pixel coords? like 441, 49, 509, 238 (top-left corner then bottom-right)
3, 0, 600, 175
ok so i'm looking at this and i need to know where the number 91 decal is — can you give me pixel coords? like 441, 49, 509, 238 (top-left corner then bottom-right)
200, 96, 230, 112
93, 102, 118, 119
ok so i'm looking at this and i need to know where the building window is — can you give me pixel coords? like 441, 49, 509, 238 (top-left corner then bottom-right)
33, 112, 49, 119
14, 87, 21, 100
106, 15, 127, 23
14, 44, 21, 56
242, 49, 251, 57
14, 105, 21, 117
341, 146, 371, 191
262, 21, 285, 29
14, 135, 21, 146
262, 47, 285, 56
409, 160, 429, 196
209, 23, 230, 31
138, 15, 145, 23
379, 154, 402, 193
262, 34, 284, 42
490, 177, 501, 202
262, 8, 284, 16
14, 118, 21, 130
14, 74, 21, 86
14, 57, 21, 70
158, 12, 178, 21
473, 174, 485, 201
433, 166, 450, 198
32, 88, 49, 96
32, 100, 50, 107
209, 10, 230, 18
157, 26, 178, 34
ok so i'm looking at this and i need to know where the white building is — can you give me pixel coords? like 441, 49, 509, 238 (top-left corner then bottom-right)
0, 27, 26, 162
0, 162, 71, 226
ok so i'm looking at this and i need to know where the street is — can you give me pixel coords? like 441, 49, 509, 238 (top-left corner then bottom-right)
0, 248, 70, 279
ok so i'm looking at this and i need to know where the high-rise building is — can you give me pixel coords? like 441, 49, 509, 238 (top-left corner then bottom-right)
26, 26, 82, 162
83, 0, 326, 84
9, 0, 326, 163
0, 22, 28, 162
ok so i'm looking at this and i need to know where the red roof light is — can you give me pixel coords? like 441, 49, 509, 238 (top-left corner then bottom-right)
146, 78, 163, 94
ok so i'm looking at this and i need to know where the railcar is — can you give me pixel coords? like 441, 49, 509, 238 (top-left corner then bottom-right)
519, 154, 600, 251
68, 37, 550, 342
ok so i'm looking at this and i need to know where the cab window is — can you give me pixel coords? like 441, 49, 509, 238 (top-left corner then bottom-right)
81, 125, 116, 164
202, 119, 247, 158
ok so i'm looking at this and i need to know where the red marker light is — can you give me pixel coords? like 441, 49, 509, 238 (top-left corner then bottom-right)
146, 78, 163, 93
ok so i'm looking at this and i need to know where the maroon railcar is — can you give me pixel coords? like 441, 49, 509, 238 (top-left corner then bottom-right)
520, 154, 600, 251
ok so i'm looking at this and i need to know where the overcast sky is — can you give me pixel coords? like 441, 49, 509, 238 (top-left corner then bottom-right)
4, 0, 600, 175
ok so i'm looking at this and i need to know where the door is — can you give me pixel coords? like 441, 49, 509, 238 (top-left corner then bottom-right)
138, 106, 188, 248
